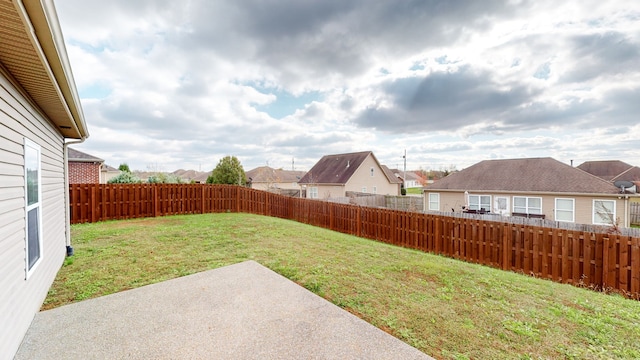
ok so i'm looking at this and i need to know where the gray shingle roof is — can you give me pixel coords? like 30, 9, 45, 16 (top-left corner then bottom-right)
298, 151, 399, 185
577, 160, 634, 181
427, 157, 620, 194
246, 166, 306, 183
577, 160, 640, 183
68, 148, 103, 163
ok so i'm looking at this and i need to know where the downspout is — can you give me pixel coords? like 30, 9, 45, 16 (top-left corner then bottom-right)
624, 196, 629, 228
63, 138, 85, 256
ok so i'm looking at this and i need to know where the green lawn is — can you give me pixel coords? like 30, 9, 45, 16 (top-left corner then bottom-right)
406, 187, 424, 195
47, 213, 640, 359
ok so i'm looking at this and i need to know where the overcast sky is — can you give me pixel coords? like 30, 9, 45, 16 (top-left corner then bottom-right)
55, 0, 640, 173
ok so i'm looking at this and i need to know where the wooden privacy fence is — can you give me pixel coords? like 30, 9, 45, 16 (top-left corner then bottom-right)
70, 183, 640, 298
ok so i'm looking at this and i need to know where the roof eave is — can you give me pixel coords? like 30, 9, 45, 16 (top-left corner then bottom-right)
424, 188, 631, 197
16, 0, 88, 140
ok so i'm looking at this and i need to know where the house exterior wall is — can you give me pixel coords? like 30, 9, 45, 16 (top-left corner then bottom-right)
100, 170, 120, 184
426, 190, 633, 226
311, 185, 344, 199
345, 155, 399, 195
251, 181, 301, 191
69, 162, 101, 183
0, 70, 68, 359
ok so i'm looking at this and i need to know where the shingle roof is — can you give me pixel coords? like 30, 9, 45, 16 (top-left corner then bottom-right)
298, 151, 399, 185
381, 166, 403, 184
68, 148, 103, 163
102, 164, 119, 172
613, 167, 640, 182
577, 160, 634, 181
388, 169, 421, 182
246, 166, 306, 183
427, 157, 620, 194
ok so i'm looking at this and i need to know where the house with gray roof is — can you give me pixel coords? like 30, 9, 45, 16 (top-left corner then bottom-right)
298, 151, 401, 199
246, 166, 307, 193
577, 160, 640, 183
67, 148, 104, 184
424, 157, 639, 227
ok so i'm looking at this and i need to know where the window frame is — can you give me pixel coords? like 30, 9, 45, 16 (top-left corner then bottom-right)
468, 194, 491, 211
513, 196, 542, 214
428, 193, 440, 211
592, 199, 616, 225
554, 198, 575, 222
370, 167, 374, 177
24, 138, 43, 278
308, 186, 318, 199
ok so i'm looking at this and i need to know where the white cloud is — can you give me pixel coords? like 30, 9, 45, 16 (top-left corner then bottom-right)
56, 0, 640, 172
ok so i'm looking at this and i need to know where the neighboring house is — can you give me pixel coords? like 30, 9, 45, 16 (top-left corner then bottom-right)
101, 164, 121, 183
424, 158, 638, 227
389, 169, 423, 188
172, 169, 209, 183
298, 151, 402, 199
68, 147, 103, 184
0, 1, 88, 358
577, 160, 640, 184
246, 166, 306, 192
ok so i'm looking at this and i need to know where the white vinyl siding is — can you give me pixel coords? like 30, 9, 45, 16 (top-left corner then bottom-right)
513, 196, 542, 214
0, 69, 68, 357
593, 199, 616, 225
468, 195, 491, 211
555, 198, 575, 222
428, 193, 440, 211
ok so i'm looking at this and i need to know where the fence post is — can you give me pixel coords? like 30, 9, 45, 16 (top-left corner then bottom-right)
329, 204, 334, 230
90, 185, 97, 223
153, 185, 158, 218
502, 223, 509, 271
201, 185, 205, 214
236, 186, 240, 213
356, 206, 361, 237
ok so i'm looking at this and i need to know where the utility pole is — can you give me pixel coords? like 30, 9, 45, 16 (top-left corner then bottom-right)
403, 149, 406, 190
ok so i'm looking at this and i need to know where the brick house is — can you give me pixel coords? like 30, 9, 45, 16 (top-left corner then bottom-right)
68, 148, 103, 184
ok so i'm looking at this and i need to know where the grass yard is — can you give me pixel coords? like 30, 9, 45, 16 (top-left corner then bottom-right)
47, 213, 640, 359
405, 187, 424, 195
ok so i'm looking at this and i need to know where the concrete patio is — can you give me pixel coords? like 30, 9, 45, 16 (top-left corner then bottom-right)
15, 261, 432, 359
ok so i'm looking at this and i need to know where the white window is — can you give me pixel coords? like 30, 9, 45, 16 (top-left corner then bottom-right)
372, 186, 377, 194
361, 186, 367, 193
593, 199, 616, 225
25, 139, 42, 277
308, 186, 318, 199
428, 193, 440, 211
555, 198, 575, 222
468, 195, 491, 211
513, 196, 542, 214
370, 167, 374, 177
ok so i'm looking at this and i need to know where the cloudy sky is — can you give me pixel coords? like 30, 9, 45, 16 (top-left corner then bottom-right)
55, 0, 640, 173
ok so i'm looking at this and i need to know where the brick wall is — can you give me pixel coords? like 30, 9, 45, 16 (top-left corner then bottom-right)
69, 162, 101, 184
